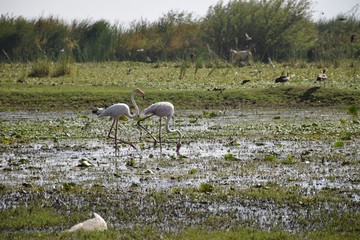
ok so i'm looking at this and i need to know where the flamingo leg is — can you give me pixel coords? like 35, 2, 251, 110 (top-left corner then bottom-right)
114, 119, 118, 148
107, 119, 116, 139
105, 119, 136, 150
137, 115, 159, 144
159, 117, 162, 153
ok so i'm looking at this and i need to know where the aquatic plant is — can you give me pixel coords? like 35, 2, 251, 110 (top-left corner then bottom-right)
199, 183, 213, 193
224, 153, 240, 161
333, 141, 344, 148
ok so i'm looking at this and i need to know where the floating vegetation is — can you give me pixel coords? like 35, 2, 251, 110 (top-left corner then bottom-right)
199, 183, 213, 193
333, 140, 345, 147
348, 105, 358, 116
224, 153, 240, 161
264, 155, 276, 162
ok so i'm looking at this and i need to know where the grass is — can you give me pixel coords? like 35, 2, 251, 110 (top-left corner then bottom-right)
0, 61, 360, 111
0, 181, 359, 239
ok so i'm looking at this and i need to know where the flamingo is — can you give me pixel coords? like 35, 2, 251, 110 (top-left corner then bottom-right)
93, 88, 144, 149
137, 102, 182, 154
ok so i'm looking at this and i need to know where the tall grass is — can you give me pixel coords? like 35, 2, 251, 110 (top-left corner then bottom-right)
0, 0, 359, 63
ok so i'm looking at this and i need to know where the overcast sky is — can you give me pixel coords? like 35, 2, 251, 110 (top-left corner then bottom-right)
1, 0, 359, 26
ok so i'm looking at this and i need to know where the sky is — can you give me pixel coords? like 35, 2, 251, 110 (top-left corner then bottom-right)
1, 0, 359, 26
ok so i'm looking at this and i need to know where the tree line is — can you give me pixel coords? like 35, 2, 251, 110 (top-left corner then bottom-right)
1, 0, 359, 63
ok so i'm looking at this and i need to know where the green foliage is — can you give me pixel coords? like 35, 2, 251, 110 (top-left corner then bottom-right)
1, 61, 360, 111
347, 105, 358, 116
199, 183, 213, 193
28, 58, 51, 77
1, 1, 359, 63
333, 141, 344, 147
264, 155, 276, 161
0, 206, 66, 230
52, 54, 73, 77
202, 0, 317, 61
224, 153, 240, 161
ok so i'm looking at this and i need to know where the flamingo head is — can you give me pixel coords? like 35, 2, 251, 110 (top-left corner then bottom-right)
134, 88, 145, 99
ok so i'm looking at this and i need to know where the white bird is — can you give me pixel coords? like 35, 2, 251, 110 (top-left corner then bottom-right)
66, 213, 107, 232
93, 88, 144, 149
137, 102, 182, 154
245, 32, 252, 41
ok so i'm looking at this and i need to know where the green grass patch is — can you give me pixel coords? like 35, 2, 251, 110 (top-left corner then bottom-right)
0, 206, 66, 231
1, 62, 360, 111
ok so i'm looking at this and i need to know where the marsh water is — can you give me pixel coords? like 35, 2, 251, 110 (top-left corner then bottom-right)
1, 107, 359, 232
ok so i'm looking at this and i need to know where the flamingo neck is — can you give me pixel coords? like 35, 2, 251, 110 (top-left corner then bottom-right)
165, 116, 182, 145
129, 90, 139, 118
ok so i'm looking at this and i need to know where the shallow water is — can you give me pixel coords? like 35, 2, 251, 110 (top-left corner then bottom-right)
0, 108, 359, 232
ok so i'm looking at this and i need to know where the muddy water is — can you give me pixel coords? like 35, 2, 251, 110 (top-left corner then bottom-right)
0, 108, 359, 232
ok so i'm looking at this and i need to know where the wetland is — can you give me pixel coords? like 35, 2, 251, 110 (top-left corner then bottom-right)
1, 107, 359, 239
0, 62, 359, 239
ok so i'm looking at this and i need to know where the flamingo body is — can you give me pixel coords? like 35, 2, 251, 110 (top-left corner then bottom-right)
98, 103, 132, 119
94, 88, 144, 149
138, 101, 182, 154
144, 101, 174, 118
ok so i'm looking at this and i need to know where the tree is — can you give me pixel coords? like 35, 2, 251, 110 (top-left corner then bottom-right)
202, 0, 317, 62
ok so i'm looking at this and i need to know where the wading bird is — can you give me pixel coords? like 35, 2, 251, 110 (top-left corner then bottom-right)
93, 88, 144, 149
275, 73, 290, 83
316, 69, 327, 86
137, 101, 182, 154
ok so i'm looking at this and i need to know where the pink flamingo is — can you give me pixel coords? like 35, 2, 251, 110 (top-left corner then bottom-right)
137, 101, 182, 154
93, 88, 144, 149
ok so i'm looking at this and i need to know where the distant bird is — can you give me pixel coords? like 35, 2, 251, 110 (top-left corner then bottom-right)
93, 88, 144, 149
137, 102, 182, 155
275, 73, 290, 83
316, 69, 327, 86
241, 79, 251, 85
66, 213, 107, 232
245, 32, 252, 41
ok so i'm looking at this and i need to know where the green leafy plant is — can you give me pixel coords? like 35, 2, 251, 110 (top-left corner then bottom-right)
264, 155, 276, 162
199, 183, 213, 193
28, 59, 51, 77
224, 153, 240, 161
333, 141, 344, 148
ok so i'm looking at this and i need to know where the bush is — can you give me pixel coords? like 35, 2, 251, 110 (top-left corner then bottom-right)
28, 59, 51, 77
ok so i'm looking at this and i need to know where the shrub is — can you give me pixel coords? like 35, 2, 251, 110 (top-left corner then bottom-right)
28, 59, 51, 77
